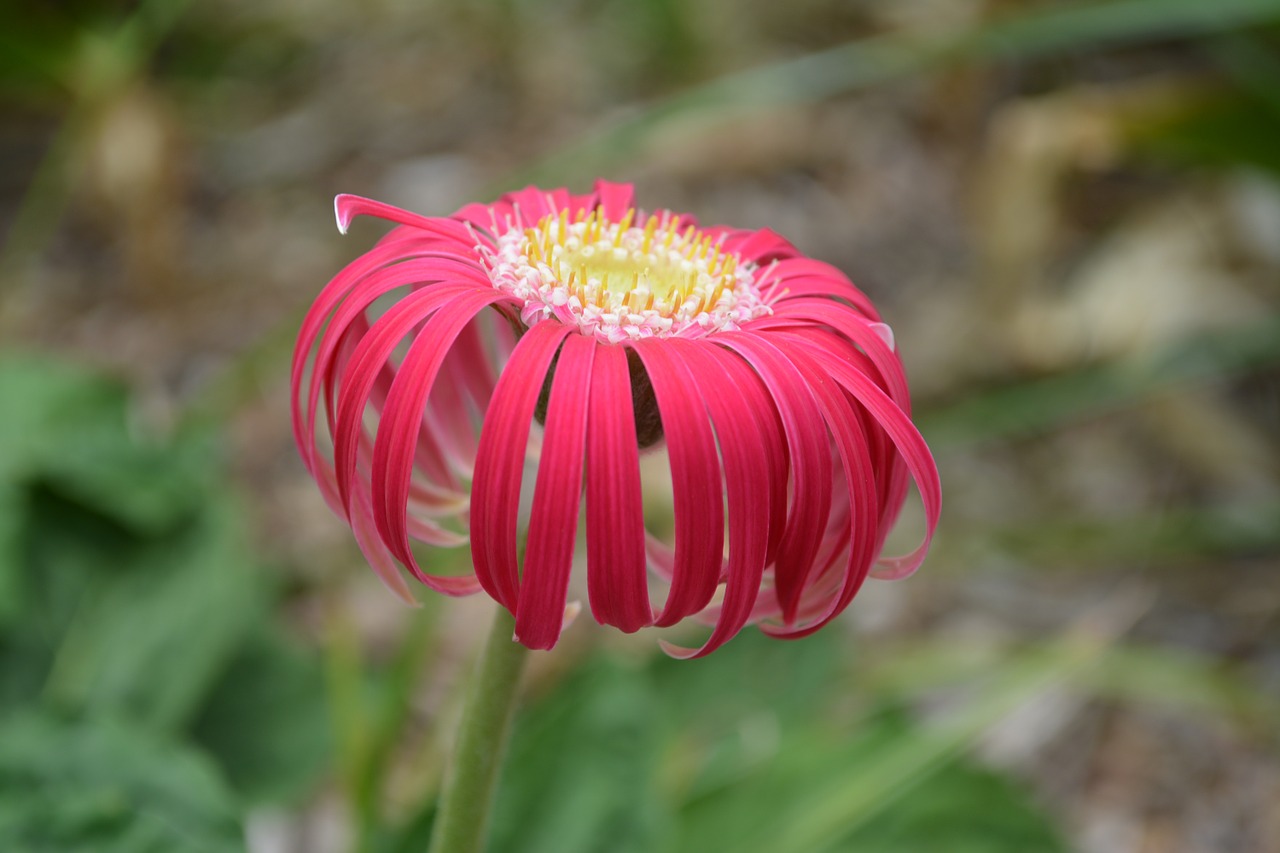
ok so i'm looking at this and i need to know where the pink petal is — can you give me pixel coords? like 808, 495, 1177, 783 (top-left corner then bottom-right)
717, 333, 832, 625
759, 298, 910, 411
732, 227, 801, 263
658, 340, 775, 659
759, 335, 880, 637
335, 194, 475, 240
789, 337, 940, 580
348, 490, 419, 604
632, 339, 725, 627
471, 321, 574, 610
332, 283, 484, 514
497, 186, 558, 225
371, 289, 504, 593
765, 257, 881, 320
516, 333, 597, 649
585, 343, 653, 633
292, 247, 490, 483
593, 180, 635, 221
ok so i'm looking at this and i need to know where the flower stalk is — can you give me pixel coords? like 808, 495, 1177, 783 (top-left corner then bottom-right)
427, 604, 528, 853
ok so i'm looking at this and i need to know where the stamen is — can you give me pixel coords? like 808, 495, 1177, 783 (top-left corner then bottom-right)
481, 205, 772, 343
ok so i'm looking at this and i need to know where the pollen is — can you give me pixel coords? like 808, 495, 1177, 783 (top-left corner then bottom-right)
480, 206, 773, 343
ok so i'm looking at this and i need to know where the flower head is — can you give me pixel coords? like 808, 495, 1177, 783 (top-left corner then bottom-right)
292, 181, 939, 656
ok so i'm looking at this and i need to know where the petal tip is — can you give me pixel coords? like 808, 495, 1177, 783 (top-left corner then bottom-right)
870, 321, 896, 351
334, 193, 353, 234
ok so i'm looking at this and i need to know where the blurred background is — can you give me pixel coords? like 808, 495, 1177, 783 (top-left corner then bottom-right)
1, 0, 1278, 851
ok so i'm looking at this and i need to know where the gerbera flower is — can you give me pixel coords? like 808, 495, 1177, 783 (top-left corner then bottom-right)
291, 180, 939, 656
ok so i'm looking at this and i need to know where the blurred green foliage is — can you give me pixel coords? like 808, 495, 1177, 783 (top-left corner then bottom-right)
0, 713, 243, 852
482, 632, 1069, 853
0, 356, 330, 849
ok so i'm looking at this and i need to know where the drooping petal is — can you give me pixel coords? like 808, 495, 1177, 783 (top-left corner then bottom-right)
759, 335, 880, 638
585, 343, 652, 633
658, 340, 775, 659
760, 297, 911, 410
717, 332, 832, 624
783, 324, 911, 539
789, 337, 941, 580
516, 333, 597, 649
371, 289, 504, 594
331, 283, 486, 514
348, 490, 419, 604
313, 258, 492, 421
764, 257, 881, 320
632, 339, 725, 626
292, 250, 488, 478
471, 321, 574, 611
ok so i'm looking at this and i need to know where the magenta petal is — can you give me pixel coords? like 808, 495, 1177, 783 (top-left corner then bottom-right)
371, 290, 503, 593
760, 335, 879, 638
292, 250, 487, 478
515, 334, 597, 649
761, 298, 911, 410
585, 344, 653, 633
717, 333, 832, 624
732, 227, 801, 263
499, 186, 557, 224
335, 194, 473, 241
331, 284, 483, 513
594, 180, 635, 221
348, 491, 419, 604
766, 257, 881, 320
793, 338, 941, 580
632, 339, 725, 626
471, 321, 574, 611
659, 341, 773, 659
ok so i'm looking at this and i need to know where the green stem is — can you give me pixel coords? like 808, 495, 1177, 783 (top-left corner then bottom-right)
427, 604, 529, 853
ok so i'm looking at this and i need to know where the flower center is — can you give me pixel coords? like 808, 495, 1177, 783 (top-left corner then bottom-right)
482, 207, 773, 343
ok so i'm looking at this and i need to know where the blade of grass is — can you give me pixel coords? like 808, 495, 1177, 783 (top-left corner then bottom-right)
975, 501, 1280, 568
767, 590, 1153, 853
917, 314, 1280, 449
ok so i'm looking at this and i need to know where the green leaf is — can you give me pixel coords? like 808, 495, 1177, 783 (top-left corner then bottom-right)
917, 315, 1280, 449
0, 355, 263, 731
1137, 89, 1280, 176
675, 711, 1067, 853
841, 745, 1068, 853
0, 712, 245, 852
190, 628, 332, 806
0, 355, 209, 533
34, 490, 261, 732
647, 628, 842, 802
487, 657, 671, 853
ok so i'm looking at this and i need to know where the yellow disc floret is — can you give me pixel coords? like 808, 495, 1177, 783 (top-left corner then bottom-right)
482, 205, 772, 343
